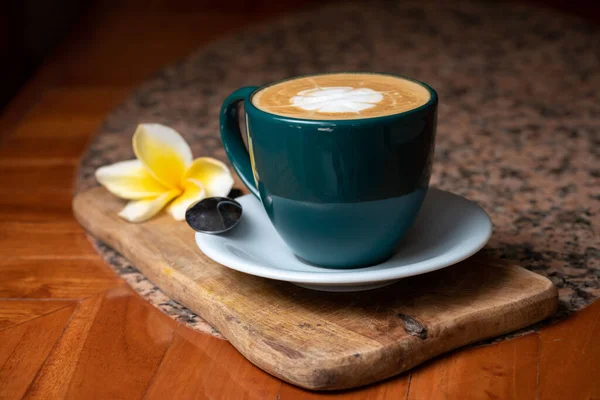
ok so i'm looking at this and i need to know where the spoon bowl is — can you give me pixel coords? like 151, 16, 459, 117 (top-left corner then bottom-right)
185, 197, 243, 234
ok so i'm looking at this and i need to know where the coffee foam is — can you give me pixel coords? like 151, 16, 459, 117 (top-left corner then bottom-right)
291, 87, 384, 113
252, 73, 431, 120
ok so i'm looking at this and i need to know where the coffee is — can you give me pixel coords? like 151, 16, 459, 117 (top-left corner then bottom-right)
251, 73, 430, 120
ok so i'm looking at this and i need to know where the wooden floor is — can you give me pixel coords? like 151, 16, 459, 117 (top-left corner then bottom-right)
1, 1, 599, 399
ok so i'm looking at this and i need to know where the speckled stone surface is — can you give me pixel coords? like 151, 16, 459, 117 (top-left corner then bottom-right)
75, 0, 599, 339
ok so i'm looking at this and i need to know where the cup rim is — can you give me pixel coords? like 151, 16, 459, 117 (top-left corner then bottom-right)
245, 72, 438, 124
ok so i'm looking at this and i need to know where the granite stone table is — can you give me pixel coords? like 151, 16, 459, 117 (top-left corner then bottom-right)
75, 0, 599, 338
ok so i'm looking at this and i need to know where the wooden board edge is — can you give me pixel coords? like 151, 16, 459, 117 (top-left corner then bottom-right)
270, 276, 559, 391
71, 189, 560, 391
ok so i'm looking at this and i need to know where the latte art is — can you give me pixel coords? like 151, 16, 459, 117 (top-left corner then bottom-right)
291, 87, 384, 113
252, 73, 431, 120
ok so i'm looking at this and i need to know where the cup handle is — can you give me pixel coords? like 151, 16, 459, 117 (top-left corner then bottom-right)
219, 86, 260, 199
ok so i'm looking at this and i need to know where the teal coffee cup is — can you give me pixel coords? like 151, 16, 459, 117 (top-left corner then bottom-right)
220, 73, 437, 268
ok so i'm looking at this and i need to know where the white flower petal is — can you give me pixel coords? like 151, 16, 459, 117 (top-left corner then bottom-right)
133, 124, 193, 189
185, 157, 234, 198
118, 190, 180, 223
167, 179, 206, 221
95, 160, 169, 200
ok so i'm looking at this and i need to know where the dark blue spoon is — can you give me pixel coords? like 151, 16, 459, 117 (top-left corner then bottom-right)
185, 197, 243, 234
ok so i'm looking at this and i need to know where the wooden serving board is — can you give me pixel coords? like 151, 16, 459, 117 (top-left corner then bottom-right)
73, 187, 558, 391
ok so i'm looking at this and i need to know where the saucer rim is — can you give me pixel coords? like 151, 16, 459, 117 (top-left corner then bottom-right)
195, 189, 492, 285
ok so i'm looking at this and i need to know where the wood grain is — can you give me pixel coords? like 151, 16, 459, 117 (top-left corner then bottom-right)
0, 87, 127, 165
0, 305, 75, 399
145, 324, 282, 399
538, 299, 600, 400
23, 295, 105, 399
0, 117, 99, 166
0, 259, 120, 299
0, 164, 78, 221
22, 87, 130, 120
73, 186, 558, 390
0, 300, 75, 330
408, 334, 539, 400
0, 220, 96, 259
57, 12, 247, 86
278, 375, 410, 399
50, 285, 177, 399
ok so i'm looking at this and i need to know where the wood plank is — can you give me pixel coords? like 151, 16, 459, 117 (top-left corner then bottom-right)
0, 305, 75, 399
145, 324, 282, 399
0, 87, 127, 167
0, 52, 61, 134
407, 333, 539, 400
22, 87, 130, 120
279, 375, 410, 399
5, 115, 101, 139
0, 300, 75, 330
0, 259, 120, 299
538, 299, 600, 400
73, 186, 558, 390
24, 294, 104, 399
57, 12, 248, 86
0, 115, 100, 165
51, 285, 176, 399
0, 138, 84, 166
0, 164, 77, 221
0, 163, 75, 189
0, 220, 96, 258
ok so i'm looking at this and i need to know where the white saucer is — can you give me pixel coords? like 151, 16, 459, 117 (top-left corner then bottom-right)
195, 188, 492, 292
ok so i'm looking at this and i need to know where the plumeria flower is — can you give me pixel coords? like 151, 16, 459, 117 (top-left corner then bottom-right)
95, 124, 234, 222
